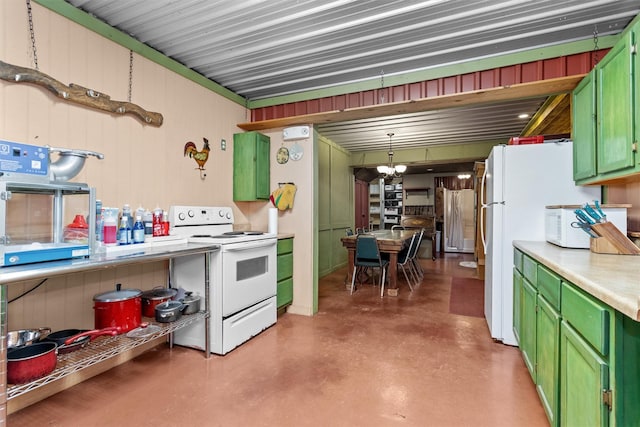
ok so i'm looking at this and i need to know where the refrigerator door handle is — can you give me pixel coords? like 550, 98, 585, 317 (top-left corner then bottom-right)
480, 166, 490, 254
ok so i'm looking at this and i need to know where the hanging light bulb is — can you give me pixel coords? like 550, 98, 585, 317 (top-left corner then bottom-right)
377, 133, 406, 178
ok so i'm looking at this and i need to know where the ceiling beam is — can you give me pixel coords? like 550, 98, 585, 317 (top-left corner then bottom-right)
237, 75, 584, 131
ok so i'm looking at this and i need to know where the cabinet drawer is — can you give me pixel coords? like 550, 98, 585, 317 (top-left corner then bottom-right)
561, 282, 609, 356
537, 264, 561, 311
522, 255, 537, 287
513, 249, 523, 273
277, 277, 293, 308
277, 238, 293, 255
277, 252, 293, 282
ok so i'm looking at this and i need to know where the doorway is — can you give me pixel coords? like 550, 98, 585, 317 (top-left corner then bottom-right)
354, 179, 369, 231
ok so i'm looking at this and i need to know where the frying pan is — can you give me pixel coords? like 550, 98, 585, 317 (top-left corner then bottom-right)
44, 327, 120, 354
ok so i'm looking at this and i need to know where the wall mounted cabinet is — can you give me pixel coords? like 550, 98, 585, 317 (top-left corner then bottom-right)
573, 20, 639, 185
233, 131, 270, 201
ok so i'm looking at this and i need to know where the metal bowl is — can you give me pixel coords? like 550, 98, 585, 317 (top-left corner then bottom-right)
7, 327, 51, 349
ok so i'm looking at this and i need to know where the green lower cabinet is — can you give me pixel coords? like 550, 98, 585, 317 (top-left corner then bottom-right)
560, 321, 609, 427
276, 238, 294, 309
521, 277, 537, 381
513, 268, 523, 343
537, 295, 561, 426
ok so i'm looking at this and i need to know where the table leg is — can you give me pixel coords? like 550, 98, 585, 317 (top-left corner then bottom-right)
386, 252, 399, 296
345, 248, 355, 290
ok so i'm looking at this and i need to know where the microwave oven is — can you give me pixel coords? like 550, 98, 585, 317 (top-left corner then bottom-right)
545, 205, 629, 248
0, 181, 96, 266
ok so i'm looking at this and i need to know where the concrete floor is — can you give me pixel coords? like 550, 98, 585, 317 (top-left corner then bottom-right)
8, 253, 548, 427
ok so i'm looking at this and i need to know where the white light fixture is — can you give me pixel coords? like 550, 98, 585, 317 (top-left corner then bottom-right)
377, 133, 406, 177
457, 173, 471, 179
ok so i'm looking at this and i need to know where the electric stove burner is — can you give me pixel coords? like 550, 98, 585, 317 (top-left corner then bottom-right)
191, 234, 215, 238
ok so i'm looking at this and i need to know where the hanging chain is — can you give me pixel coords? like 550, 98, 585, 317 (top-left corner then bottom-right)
379, 70, 385, 104
592, 24, 600, 67
128, 50, 133, 102
26, 0, 39, 70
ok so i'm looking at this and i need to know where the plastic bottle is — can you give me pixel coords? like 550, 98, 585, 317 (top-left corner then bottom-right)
143, 209, 153, 236
161, 210, 170, 236
102, 209, 118, 245
133, 215, 145, 244
152, 207, 163, 237
118, 215, 131, 245
122, 204, 134, 230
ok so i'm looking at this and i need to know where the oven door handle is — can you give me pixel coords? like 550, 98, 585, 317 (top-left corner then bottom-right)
224, 241, 277, 251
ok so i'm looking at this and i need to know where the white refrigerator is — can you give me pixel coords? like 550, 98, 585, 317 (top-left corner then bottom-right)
482, 140, 600, 346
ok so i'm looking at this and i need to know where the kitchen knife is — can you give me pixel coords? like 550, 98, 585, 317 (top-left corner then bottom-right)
594, 200, 607, 222
582, 203, 602, 223
574, 209, 595, 225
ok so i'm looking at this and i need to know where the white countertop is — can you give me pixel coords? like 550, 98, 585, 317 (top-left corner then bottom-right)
513, 241, 640, 321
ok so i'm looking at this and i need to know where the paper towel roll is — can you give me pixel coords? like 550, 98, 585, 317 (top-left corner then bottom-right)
268, 208, 278, 235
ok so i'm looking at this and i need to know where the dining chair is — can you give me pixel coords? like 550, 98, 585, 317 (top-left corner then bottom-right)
350, 234, 389, 297
397, 232, 421, 291
410, 228, 426, 280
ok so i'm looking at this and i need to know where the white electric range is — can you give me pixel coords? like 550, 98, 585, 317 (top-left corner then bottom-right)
169, 206, 277, 355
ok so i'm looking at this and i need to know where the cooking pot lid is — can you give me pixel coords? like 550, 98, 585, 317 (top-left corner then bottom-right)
93, 288, 142, 302
141, 288, 177, 300
156, 300, 183, 310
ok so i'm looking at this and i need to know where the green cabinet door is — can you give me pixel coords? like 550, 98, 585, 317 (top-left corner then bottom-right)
634, 22, 640, 167
572, 70, 597, 181
596, 32, 634, 174
276, 238, 294, 309
560, 321, 609, 427
537, 295, 561, 427
513, 268, 523, 344
521, 277, 537, 381
233, 131, 270, 201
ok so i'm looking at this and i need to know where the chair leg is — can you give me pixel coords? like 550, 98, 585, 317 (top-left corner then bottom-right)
380, 267, 386, 298
399, 264, 414, 291
350, 265, 357, 294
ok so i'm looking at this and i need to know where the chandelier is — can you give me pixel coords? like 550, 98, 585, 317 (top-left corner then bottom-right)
377, 133, 406, 177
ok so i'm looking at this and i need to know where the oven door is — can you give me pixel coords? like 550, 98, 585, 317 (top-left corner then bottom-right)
220, 238, 277, 317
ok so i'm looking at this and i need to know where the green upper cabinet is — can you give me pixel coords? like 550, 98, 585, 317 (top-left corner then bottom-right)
233, 131, 270, 201
572, 70, 597, 181
596, 31, 634, 174
573, 20, 639, 184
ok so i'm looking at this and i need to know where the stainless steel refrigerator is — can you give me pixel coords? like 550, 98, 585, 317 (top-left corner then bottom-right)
481, 140, 601, 346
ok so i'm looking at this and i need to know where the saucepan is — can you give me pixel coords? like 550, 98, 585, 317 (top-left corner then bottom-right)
7, 341, 58, 384
43, 327, 121, 354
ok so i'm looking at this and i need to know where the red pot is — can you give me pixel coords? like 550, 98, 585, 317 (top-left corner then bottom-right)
93, 284, 142, 332
7, 341, 57, 384
140, 287, 177, 318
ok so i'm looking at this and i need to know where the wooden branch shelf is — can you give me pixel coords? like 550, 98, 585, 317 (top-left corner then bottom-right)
590, 222, 640, 255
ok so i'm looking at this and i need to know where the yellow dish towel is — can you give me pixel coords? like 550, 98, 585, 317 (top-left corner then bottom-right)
270, 183, 297, 211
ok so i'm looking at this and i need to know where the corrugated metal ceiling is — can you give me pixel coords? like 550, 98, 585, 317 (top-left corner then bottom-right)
64, 0, 639, 100
59, 0, 638, 168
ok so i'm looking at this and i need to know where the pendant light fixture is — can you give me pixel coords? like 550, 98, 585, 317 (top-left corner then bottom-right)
377, 132, 406, 177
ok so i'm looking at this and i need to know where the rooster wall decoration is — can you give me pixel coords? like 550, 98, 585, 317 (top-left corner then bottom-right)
184, 137, 210, 179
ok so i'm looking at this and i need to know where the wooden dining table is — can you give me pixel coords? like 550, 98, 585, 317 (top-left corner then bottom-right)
340, 229, 417, 296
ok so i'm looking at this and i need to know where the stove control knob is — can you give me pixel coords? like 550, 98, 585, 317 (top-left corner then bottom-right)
218, 210, 225, 217
226, 211, 232, 220
178, 212, 186, 221
187, 210, 195, 218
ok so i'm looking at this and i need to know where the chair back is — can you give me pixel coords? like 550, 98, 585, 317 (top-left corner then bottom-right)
411, 229, 425, 256
391, 225, 405, 231
355, 234, 383, 265
399, 232, 419, 263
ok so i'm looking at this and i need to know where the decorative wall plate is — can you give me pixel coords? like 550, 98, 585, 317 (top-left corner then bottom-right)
276, 146, 289, 164
289, 143, 303, 161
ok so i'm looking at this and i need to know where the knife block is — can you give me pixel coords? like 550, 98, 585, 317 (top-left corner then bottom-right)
590, 222, 640, 255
